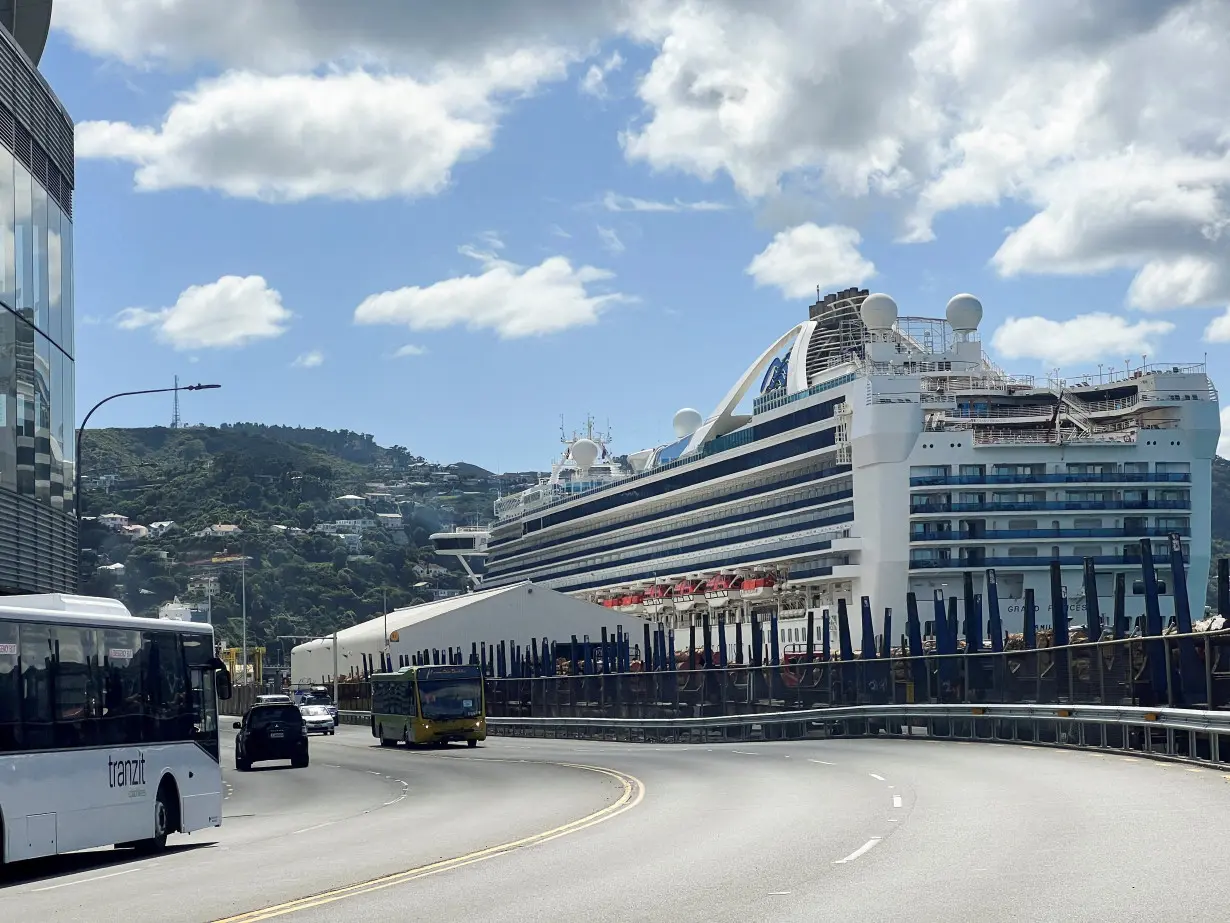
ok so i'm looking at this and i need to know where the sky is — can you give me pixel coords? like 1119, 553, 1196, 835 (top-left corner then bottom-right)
41, 0, 1230, 470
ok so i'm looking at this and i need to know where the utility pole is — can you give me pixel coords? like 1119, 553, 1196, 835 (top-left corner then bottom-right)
241, 555, 248, 685
332, 629, 339, 706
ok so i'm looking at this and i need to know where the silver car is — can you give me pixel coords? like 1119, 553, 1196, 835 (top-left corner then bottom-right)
299, 704, 335, 735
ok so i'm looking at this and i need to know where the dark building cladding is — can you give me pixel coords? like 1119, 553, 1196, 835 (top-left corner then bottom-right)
0, 0, 77, 594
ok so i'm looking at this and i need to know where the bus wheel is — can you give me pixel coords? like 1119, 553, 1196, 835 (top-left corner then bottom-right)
136, 780, 178, 854
467, 739, 478, 748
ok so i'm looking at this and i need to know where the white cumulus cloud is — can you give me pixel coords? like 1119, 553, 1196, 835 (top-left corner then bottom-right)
394, 344, 427, 358
353, 244, 629, 339
292, 350, 324, 368
1204, 308, 1230, 343
600, 191, 729, 213
116, 275, 292, 350
580, 50, 624, 98
745, 224, 874, 300
597, 225, 625, 254
76, 53, 569, 202
990, 313, 1175, 367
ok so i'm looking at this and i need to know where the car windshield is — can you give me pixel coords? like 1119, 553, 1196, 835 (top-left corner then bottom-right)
417, 679, 482, 720
300, 706, 328, 716
300, 693, 332, 705
249, 706, 300, 727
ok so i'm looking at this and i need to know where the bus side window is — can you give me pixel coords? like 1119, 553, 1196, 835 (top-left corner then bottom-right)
19, 623, 54, 750
0, 621, 19, 751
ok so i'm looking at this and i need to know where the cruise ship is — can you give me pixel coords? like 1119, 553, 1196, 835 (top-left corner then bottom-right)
433, 289, 1220, 644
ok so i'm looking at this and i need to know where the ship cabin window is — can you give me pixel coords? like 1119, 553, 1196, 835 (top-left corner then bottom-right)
1155, 462, 1190, 474
993, 463, 1045, 477
1067, 462, 1117, 475
998, 573, 1025, 597
1007, 547, 1038, 558
1156, 517, 1189, 531
1072, 545, 1103, 557
1157, 490, 1189, 502
959, 464, 985, 477
1122, 462, 1149, 474
1006, 519, 1038, 530
911, 465, 950, 478
1073, 517, 1104, 529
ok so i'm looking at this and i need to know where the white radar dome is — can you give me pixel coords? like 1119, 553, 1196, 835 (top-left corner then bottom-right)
672, 407, 703, 439
859, 293, 898, 330
570, 438, 600, 469
946, 293, 983, 333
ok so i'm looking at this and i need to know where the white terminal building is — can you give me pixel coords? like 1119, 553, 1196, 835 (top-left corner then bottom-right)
433, 289, 1219, 648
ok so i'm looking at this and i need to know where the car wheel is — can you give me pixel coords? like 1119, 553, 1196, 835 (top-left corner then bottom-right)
291, 750, 309, 769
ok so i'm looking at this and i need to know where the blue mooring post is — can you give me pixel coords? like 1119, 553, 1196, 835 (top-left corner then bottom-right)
582, 634, 592, 675
1049, 563, 1070, 646
906, 593, 926, 697
860, 597, 877, 659
735, 619, 744, 665
642, 624, 651, 670
822, 609, 831, 661
1113, 574, 1127, 639
837, 599, 854, 661
806, 610, 815, 662
986, 569, 1004, 653
570, 634, 580, 676
668, 629, 676, 671
962, 571, 976, 649
471, 642, 479, 666
750, 611, 762, 666
1139, 539, 1168, 699
480, 642, 487, 676
702, 611, 713, 668
688, 624, 697, 670
769, 612, 780, 667
1082, 557, 1102, 642
1167, 532, 1202, 702
880, 608, 892, 658
718, 616, 729, 668
1023, 588, 1037, 649
970, 593, 984, 653
932, 591, 948, 654
947, 597, 960, 652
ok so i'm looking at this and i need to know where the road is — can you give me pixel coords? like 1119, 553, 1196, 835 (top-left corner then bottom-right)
3, 724, 1228, 921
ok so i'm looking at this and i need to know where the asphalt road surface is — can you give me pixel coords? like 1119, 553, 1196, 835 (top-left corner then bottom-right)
4, 724, 1228, 922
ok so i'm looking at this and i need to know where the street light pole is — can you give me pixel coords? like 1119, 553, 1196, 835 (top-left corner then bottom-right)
74, 383, 221, 589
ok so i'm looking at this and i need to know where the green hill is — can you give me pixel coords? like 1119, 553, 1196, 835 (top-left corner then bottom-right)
77, 425, 488, 667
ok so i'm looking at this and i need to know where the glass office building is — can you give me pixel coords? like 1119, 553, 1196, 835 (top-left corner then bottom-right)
0, 1, 77, 594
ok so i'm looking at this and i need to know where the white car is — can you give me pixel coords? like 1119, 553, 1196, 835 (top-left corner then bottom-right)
299, 705, 335, 735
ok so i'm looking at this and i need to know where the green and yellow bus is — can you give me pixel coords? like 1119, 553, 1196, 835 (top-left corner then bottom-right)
370, 664, 486, 747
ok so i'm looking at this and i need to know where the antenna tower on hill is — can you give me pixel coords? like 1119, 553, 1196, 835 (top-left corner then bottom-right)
171, 375, 181, 428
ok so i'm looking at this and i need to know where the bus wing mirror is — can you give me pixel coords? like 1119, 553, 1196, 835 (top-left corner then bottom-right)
216, 664, 234, 701
233, 721, 242, 730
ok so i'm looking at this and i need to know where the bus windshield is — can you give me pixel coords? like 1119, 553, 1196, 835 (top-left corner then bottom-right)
417, 679, 482, 720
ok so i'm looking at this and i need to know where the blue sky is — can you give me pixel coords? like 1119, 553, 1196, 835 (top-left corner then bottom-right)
42, 1, 1230, 470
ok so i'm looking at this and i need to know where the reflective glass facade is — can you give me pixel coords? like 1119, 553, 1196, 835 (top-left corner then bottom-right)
0, 14, 76, 594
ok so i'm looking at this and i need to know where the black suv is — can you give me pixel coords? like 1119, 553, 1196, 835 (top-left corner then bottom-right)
233, 703, 309, 771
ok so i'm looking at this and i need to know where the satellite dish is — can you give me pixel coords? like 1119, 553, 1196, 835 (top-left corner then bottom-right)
571, 438, 600, 469
672, 408, 703, 439
946, 293, 983, 333
859, 293, 898, 330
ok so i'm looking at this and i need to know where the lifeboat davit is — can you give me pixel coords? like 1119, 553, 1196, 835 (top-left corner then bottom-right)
672, 578, 706, 613
617, 591, 645, 614
642, 584, 674, 617
704, 573, 743, 606
741, 575, 778, 600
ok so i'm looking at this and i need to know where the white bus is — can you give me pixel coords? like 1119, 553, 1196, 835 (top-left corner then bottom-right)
0, 593, 233, 864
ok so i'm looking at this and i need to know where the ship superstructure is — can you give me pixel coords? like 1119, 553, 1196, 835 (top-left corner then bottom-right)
436, 289, 1220, 646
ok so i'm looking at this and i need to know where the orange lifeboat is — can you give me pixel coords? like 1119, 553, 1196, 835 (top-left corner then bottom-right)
643, 584, 674, 617
741, 575, 777, 600
704, 573, 743, 606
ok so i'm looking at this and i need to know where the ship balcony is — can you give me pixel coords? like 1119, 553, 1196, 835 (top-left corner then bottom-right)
909, 526, 1190, 543
908, 553, 1144, 571
909, 499, 1189, 515
909, 472, 1190, 487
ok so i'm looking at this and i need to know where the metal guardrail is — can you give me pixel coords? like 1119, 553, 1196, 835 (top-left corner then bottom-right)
337, 703, 1229, 768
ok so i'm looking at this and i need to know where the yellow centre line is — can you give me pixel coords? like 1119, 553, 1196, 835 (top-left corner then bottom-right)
212, 758, 645, 922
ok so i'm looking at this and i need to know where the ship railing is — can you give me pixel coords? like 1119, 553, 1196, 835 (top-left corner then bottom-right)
1048, 361, 1207, 390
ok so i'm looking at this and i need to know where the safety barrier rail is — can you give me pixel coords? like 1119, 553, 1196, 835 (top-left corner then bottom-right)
333, 703, 1229, 768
